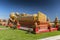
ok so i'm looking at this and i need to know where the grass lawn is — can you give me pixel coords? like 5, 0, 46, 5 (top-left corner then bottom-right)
0, 26, 60, 40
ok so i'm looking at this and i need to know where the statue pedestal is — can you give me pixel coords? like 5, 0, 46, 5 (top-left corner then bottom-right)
34, 21, 58, 34
34, 22, 49, 34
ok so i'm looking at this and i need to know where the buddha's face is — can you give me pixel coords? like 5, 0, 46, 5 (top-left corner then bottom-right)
11, 17, 15, 20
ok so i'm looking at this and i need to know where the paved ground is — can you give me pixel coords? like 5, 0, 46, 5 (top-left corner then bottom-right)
38, 35, 60, 40
20, 27, 33, 31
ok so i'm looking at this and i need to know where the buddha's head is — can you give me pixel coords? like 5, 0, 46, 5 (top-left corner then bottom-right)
10, 13, 16, 19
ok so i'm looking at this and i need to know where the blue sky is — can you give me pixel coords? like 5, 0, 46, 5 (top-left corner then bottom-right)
0, 0, 60, 21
